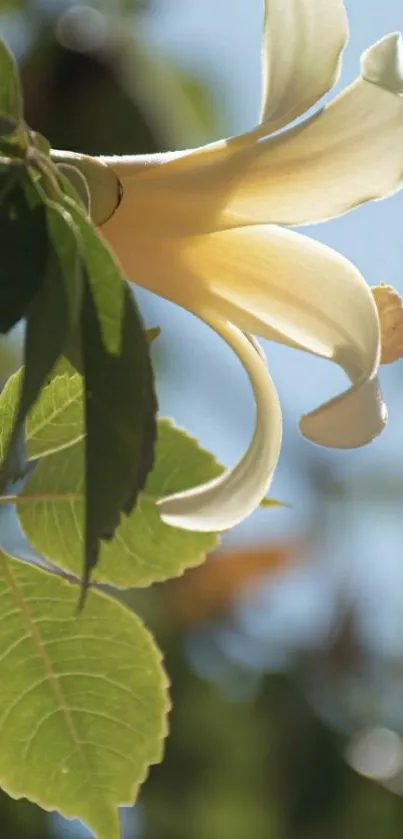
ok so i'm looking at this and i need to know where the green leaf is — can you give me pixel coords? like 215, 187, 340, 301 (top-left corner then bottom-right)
54, 322, 158, 380
0, 39, 22, 123
260, 496, 288, 509
0, 321, 160, 464
0, 169, 48, 334
17, 420, 221, 588
146, 325, 161, 344
0, 552, 169, 839
0, 372, 83, 461
0, 193, 81, 492
57, 164, 91, 215
59, 201, 157, 603
27, 373, 84, 458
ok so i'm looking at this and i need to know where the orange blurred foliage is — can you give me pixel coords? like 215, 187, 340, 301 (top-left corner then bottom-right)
165, 541, 304, 627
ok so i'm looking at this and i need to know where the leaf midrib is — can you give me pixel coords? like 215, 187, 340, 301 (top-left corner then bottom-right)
0, 553, 92, 789
27, 377, 83, 448
10, 489, 160, 504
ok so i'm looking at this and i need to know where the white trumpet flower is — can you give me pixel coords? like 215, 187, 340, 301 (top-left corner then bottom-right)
53, 0, 403, 534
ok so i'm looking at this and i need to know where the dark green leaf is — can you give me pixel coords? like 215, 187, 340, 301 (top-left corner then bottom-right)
60, 202, 157, 606
0, 169, 48, 334
0, 196, 81, 491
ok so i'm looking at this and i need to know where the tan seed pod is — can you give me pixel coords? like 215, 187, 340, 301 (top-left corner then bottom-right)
371, 283, 403, 364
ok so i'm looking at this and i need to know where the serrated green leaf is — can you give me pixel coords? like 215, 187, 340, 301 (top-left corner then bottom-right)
0, 39, 22, 123
28, 374, 84, 458
0, 372, 84, 461
17, 420, 221, 588
0, 194, 82, 491
0, 552, 169, 839
28, 373, 84, 458
0, 317, 158, 464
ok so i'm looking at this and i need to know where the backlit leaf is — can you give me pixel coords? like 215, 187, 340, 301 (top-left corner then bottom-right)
17, 420, 221, 588
0, 372, 84, 462
0, 323, 160, 464
0, 552, 169, 839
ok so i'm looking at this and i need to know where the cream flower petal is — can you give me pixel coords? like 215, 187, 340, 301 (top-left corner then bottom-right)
300, 375, 387, 448
180, 226, 386, 448
106, 223, 385, 449
260, 0, 348, 130
158, 317, 282, 531
100, 34, 403, 235
361, 32, 403, 93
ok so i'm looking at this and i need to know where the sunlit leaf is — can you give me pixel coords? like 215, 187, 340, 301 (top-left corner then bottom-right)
0, 372, 83, 462
27, 373, 84, 458
0, 552, 169, 839
0, 325, 159, 463
0, 323, 157, 465
17, 420, 222, 588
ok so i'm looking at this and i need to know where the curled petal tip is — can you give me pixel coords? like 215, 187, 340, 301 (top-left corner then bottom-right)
158, 320, 282, 533
299, 375, 388, 449
361, 32, 403, 94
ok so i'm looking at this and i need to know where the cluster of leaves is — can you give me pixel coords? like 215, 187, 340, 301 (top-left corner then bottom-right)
0, 38, 222, 839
